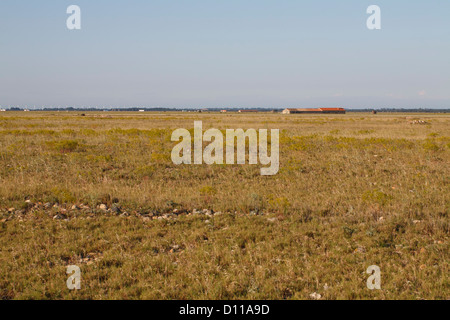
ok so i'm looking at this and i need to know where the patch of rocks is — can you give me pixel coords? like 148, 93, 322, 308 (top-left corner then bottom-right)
410, 120, 429, 125
1, 200, 277, 224
53, 213, 68, 220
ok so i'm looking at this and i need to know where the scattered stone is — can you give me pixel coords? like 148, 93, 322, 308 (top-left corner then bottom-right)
79, 252, 103, 265
34, 202, 43, 209
203, 209, 213, 216
111, 205, 121, 215
413, 220, 422, 224
53, 213, 67, 220
354, 246, 366, 254
309, 292, 322, 300
2, 205, 239, 223
410, 120, 429, 125
267, 218, 277, 223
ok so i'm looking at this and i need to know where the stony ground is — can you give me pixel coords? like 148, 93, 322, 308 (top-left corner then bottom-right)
0, 112, 448, 299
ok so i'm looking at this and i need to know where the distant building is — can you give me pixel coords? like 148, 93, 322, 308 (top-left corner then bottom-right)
220, 110, 227, 113
138, 110, 145, 112
0, 109, 6, 112
282, 108, 346, 114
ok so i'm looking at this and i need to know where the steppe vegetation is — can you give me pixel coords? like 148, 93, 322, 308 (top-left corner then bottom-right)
0, 112, 448, 299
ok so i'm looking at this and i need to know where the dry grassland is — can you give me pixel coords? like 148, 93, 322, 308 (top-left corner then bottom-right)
0, 111, 448, 299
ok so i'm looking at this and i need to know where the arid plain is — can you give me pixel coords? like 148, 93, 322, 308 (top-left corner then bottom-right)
0, 112, 448, 299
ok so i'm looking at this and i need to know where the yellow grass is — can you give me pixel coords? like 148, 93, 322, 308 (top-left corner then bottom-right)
0, 111, 448, 299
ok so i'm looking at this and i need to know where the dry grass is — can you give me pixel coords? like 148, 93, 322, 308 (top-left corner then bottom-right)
0, 111, 448, 299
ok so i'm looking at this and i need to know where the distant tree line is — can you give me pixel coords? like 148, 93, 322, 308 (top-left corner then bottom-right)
1, 107, 448, 113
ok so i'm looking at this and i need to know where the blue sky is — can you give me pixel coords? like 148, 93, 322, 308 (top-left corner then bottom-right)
0, 0, 449, 109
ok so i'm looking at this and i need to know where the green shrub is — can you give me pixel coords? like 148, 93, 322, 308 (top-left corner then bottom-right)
362, 189, 393, 206
46, 140, 80, 153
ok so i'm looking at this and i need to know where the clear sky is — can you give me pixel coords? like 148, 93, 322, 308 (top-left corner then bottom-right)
0, 0, 449, 109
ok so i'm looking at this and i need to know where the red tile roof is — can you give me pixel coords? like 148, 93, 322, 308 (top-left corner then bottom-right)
319, 108, 346, 111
